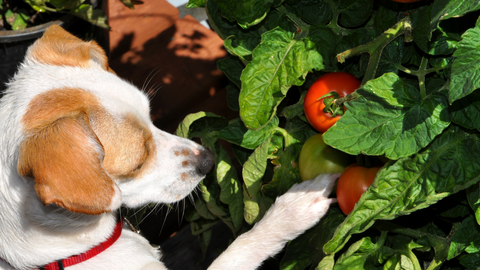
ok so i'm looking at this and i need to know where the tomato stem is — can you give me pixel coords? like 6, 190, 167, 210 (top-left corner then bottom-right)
276, 5, 310, 39
336, 17, 411, 85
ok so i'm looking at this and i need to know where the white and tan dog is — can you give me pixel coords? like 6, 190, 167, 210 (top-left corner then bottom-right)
0, 25, 337, 270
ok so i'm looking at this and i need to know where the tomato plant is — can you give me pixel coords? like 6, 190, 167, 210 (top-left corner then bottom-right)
179, 0, 480, 269
336, 164, 381, 215
303, 72, 360, 133
298, 133, 354, 181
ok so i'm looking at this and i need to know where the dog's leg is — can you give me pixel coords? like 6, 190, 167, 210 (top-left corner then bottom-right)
207, 173, 339, 270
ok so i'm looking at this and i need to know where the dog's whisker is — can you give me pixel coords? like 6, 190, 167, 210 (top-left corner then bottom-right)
142, 66, 161, 93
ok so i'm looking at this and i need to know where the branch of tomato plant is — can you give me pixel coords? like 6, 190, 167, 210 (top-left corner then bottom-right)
324, 0, 354, 36
336, 16, 412, 86
395, 58, 451, 99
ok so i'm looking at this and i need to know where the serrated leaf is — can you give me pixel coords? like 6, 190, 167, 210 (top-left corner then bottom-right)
243, 136, 272, 197
451, 91, 480, 132
224, 31, 262, 61
206, 0, 241, 39
323, 73, 451, 160
239, 27, 323, 130
213, 0, 273, 29
217, 56, 244, 88
449, 24, 480, 103
215, 144, 243, 233
333, 237, 381, 270
219, 117, 279, 149
324, 126, 480, 254
448, 215, 480, 260
411, 0, 480, 53
175, 111, 227, 140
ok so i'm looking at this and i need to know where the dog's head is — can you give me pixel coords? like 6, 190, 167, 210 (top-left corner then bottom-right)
12, 25, 214, 215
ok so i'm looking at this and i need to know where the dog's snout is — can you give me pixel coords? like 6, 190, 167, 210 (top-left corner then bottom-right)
196, 148, 214, 175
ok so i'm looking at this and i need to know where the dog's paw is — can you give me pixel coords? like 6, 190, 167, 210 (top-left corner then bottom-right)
261, 173, 339, 241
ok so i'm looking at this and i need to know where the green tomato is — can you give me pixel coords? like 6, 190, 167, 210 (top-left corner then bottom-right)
299, 133, 355, 181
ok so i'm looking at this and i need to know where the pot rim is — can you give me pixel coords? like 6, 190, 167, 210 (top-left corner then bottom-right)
0, 15, 75, 43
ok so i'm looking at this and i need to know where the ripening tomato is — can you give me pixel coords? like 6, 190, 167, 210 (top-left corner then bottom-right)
298, 134, 355, 181
336, 164, 381, 215
304, 72, 360, 133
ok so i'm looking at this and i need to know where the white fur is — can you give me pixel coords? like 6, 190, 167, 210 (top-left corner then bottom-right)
0, 27, 338, 270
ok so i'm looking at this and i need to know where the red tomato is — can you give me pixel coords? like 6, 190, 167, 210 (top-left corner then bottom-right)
304, 72, 360, 133
336, 164, 381, 215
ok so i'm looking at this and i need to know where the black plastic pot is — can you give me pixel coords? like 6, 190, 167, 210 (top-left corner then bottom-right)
0, 15, 74, 92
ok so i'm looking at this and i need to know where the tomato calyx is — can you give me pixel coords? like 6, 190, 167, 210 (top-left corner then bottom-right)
318, 92, 345, 117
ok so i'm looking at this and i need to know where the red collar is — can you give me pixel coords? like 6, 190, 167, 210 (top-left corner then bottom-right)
37, 216, 123, 270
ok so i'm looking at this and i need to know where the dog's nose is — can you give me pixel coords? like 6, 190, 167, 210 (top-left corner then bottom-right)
196, 148, 215, 175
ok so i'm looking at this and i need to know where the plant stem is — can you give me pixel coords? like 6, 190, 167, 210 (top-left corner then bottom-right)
276, 5, 310, 39
418, 57, 428, 99
336, 17, 410, 85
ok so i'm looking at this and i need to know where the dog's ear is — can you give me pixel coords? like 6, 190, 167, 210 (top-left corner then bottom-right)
17, 89, 121, 215
26, 25, 113, 72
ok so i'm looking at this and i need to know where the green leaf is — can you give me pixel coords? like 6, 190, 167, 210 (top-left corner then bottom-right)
263, 127, 303, 196
217, 56, 244, 88
449, 23, 480, 103
214, 144, 244, 233
239, 27, 323, 130
243, 136, 272, 197
411, 0, 480, 53
175, 111, 227, 140
308, 25, 337, 72
206, 0, 241, 39
337, 0, 374, 28
226, 84, 240, 111
448, 215, 480, 260
451, 91, 480, 132
324, 126, 480, 254
460, 253, 480, 268
71, 4, 109, 29
323, 73, 451, 160
5, 9, 29, 30
467, 183, 480, 226
333, 236, 382, 270
213, 0, 274, 29
316, 254, 334, 270
224, 31, 262, 62
218, 117, 279, 149
284, 0, 332, 26
186, 0, 206, 8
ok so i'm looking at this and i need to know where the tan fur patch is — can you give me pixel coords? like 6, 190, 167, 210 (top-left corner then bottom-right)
90, 113, 155, 179
19, 88, 155, 213
28, 25, 113, 72
18, 114, 115, 214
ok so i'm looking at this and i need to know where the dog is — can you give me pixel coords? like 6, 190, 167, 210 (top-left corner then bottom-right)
0, 25, 338, 270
